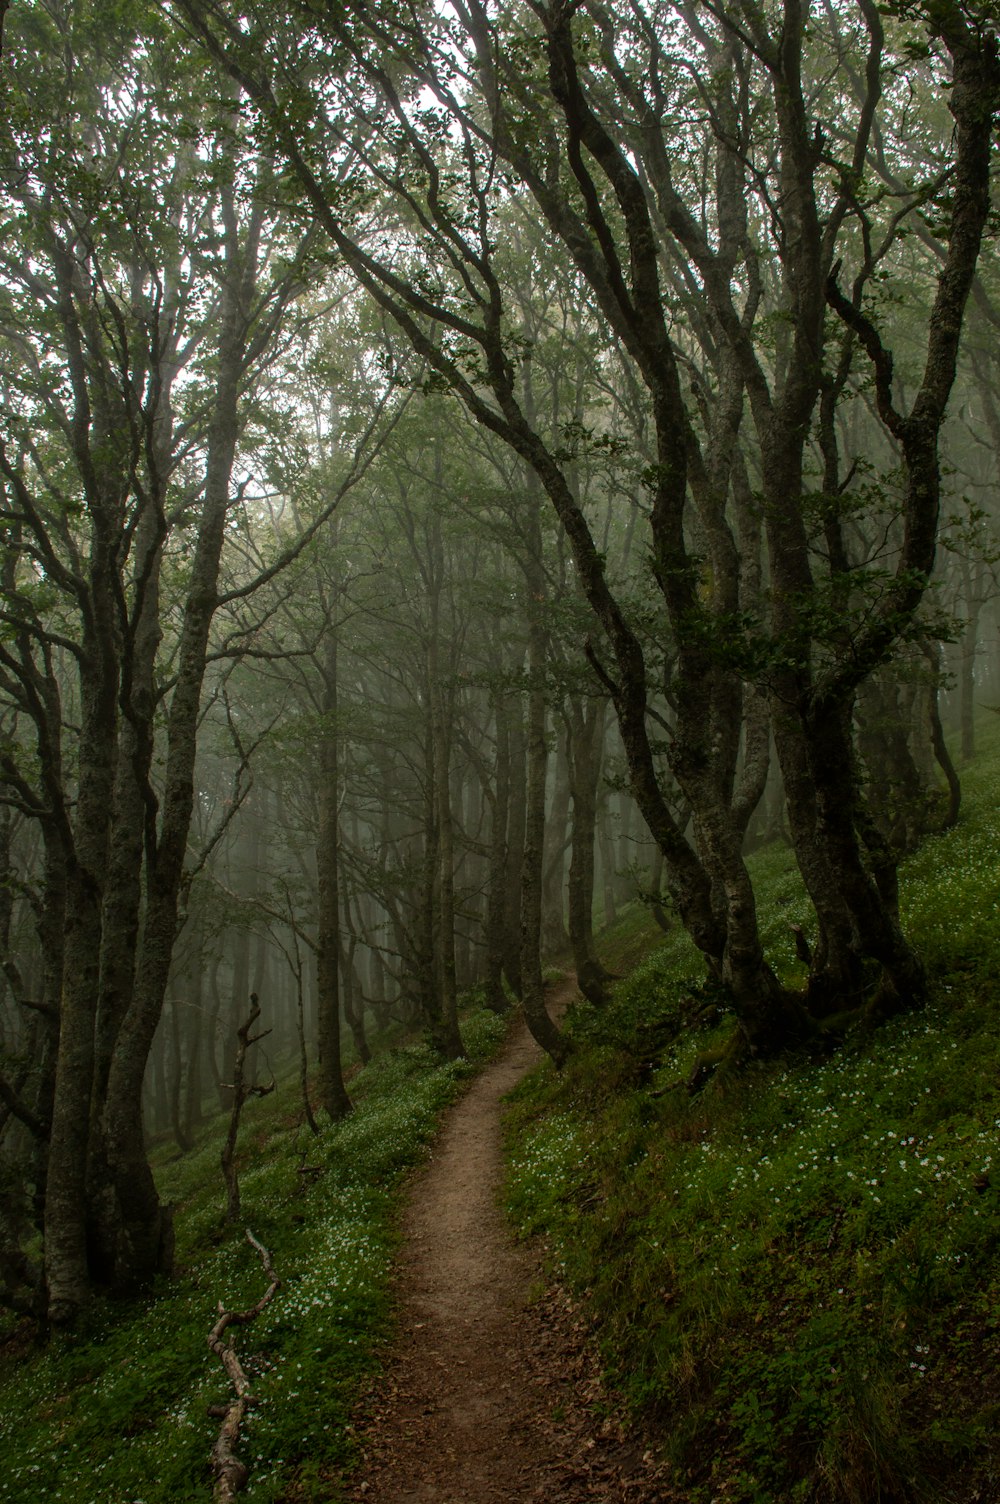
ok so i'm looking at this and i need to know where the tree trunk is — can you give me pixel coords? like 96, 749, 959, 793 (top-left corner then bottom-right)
598, 808, 618, 931
44, 590, 120, 1322
518, 485, 569, 1066
316, 633, 352, 1121
169, 994, 193, 1154
540, 733, 571, 958
100, 160, 257, 1284
502, 701, 526, 998
960, 588, 981, 763
483, 694, 512, 1013
565, 697, 610, 1005
182, 937, 206, 1142
428, 513, 466, 1061
340, 924, 371, 1067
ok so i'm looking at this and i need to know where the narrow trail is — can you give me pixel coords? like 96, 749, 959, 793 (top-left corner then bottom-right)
348, 978, 672, 1504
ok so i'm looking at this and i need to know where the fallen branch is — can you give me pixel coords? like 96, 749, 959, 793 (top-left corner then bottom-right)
207, 1229, 281, 1503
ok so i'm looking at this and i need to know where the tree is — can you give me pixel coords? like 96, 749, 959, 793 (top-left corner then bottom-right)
175, 0, 998, 1046
0, 5, 398, 1319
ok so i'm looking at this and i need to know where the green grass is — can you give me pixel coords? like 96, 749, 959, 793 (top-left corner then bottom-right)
0, 1005, 507, 1504
504, 729, 1000, 1504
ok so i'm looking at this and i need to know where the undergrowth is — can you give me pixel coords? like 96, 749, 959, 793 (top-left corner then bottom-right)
0, 1006, 507, 1503
504, 729, 1000, 1504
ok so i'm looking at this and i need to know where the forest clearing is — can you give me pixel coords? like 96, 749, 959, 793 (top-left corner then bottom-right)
1, 0, 1000, 1500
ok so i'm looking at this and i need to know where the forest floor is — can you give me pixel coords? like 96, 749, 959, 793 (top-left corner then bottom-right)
344, 975, 674, 1504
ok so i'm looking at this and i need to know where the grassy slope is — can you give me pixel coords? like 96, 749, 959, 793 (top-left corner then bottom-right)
505, 725, 1000, 1504
0, 1008, 507, 1503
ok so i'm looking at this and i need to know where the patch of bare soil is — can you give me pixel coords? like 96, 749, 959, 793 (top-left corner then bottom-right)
347, 978, 675, 1503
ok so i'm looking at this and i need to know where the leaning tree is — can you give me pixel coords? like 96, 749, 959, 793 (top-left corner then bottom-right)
175, 0, 998, 1046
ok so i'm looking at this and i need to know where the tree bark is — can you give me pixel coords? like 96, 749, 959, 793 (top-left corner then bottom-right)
428, 509, 466, 1061
483, 692, 513, 1013
518, 481, 570, 1066
99, 152, 267, 1286
565, 697, 609, 1005
316, 631, 352, 1121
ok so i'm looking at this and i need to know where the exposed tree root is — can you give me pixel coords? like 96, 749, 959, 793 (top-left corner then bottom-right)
207, 1229, 281, 1503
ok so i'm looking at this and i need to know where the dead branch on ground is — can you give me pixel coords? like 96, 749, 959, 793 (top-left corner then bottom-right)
207, 1228, 281, 1502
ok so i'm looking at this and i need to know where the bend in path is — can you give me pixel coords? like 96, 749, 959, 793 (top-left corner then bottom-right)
348, 977, 672, 1504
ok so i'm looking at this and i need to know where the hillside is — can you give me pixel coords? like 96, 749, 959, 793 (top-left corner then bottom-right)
0, 1012, 510, 1502
504, 725, 1000, 1503
3, 731, 999, 1503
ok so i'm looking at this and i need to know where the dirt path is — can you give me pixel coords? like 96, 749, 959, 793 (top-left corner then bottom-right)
348, 979, 672, 1503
